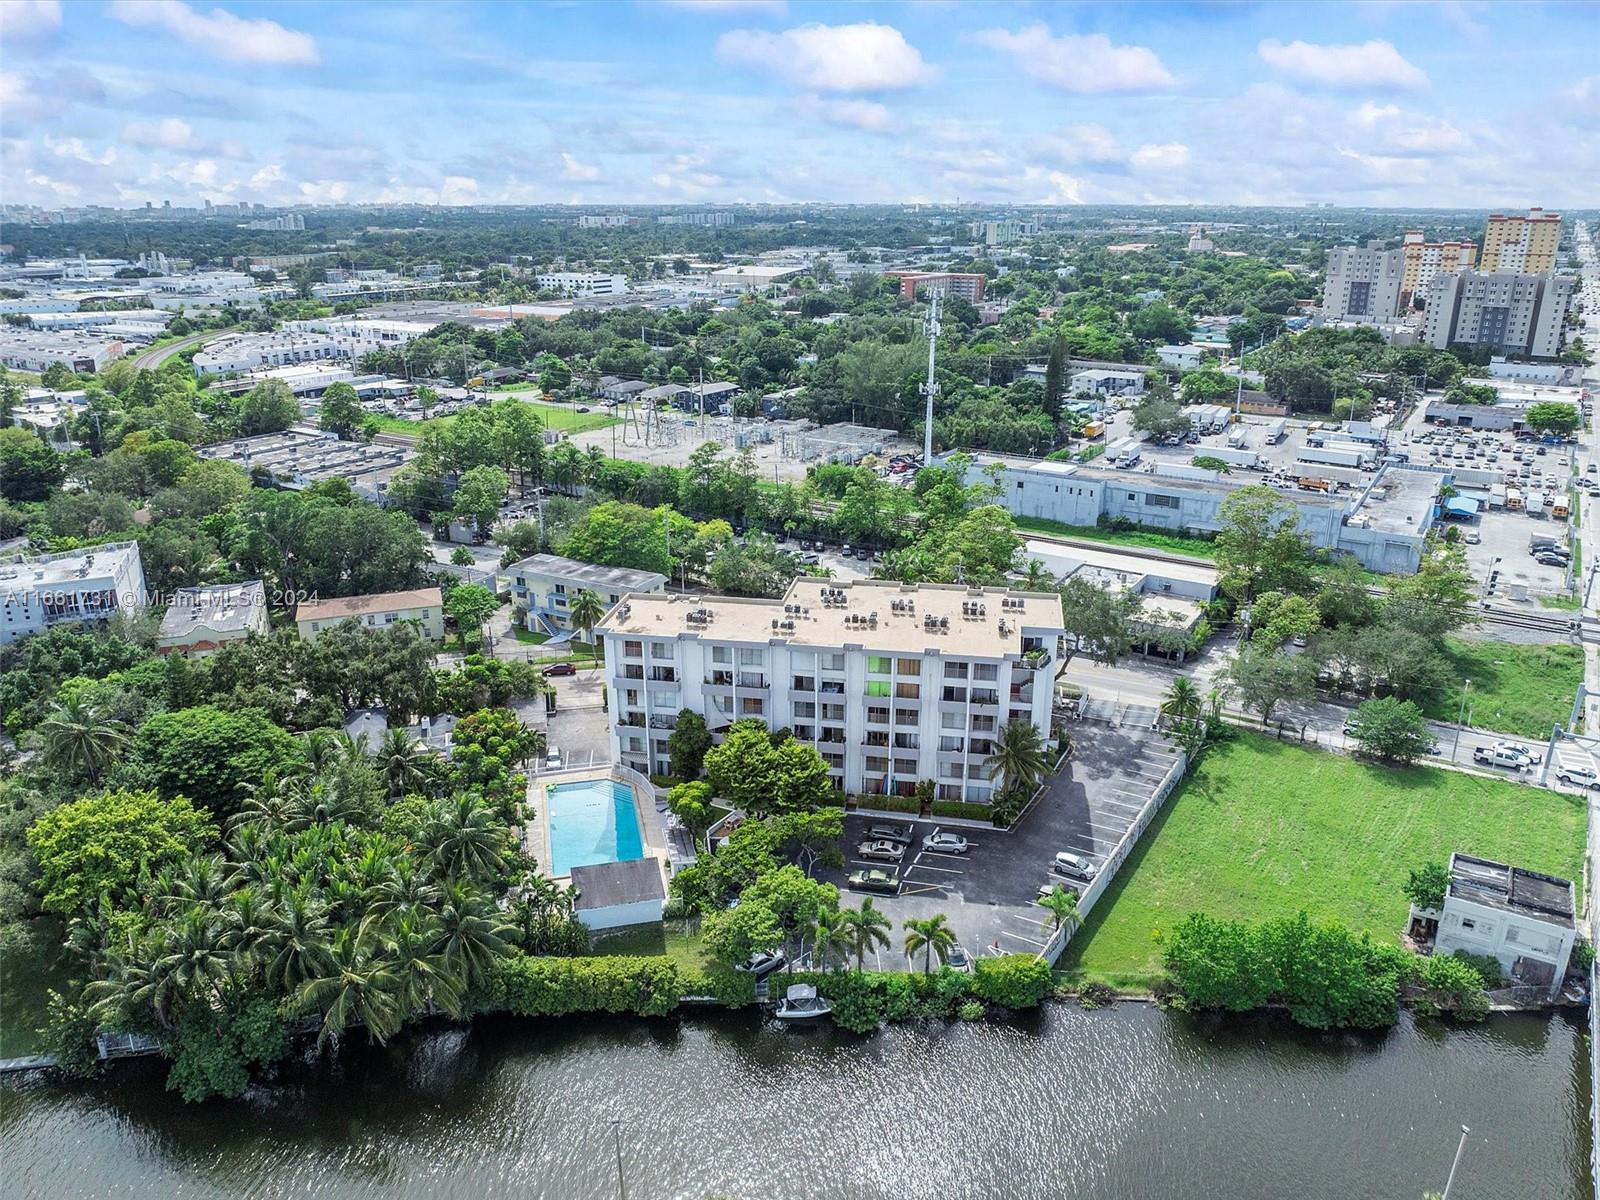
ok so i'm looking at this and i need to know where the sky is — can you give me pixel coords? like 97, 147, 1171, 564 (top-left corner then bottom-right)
2, 0, 1597, 211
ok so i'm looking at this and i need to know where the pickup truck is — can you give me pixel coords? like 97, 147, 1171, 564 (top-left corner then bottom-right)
1474, 746, 1532, 770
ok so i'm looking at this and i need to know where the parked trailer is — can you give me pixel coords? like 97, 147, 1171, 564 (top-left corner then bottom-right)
1205, 446, 1266, 470
1263, 418, 1287, 444
1226, 425, 1249, 449
1295, 446, 1370, 470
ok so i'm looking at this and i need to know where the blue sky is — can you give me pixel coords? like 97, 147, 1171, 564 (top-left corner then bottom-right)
3, 0, 1597, 210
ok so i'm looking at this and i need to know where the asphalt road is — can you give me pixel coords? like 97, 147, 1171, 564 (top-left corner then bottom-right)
128, 326, 234, 371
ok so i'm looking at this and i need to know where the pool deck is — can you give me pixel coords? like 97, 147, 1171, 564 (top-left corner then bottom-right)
524, 765, 671, 885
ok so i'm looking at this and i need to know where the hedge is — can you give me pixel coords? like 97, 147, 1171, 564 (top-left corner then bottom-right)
496, 955, 683, 1018
929, 799, 993, 821
970, 954, 1053, 1008
852, 793, 921, 814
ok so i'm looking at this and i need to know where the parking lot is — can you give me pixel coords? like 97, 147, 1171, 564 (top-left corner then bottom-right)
808, 728, 1182, 965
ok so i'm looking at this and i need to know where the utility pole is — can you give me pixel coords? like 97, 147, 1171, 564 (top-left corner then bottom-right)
921, 289, 942, 464
1440, 1125, 1470, 1200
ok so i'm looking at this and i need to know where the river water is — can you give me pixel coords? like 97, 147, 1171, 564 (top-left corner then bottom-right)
0, 1004, 1590, 1200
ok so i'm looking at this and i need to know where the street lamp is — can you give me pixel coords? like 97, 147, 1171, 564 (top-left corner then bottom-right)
1440, 1125, 1471, 1200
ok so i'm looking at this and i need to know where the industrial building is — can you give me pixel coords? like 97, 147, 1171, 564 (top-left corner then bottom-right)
0, 329, 129, 373
1433, 853, 1575, 996
951, 452, 1442, 575
0, 542, 146, 645
595, 578, 1066, 801
196, 428, 416, 500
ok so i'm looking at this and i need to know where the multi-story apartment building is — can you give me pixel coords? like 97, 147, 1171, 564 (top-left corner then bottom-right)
1320, 245, 1404, 323
294, 587, 444, 641
595, 579, 1066, 803
1481, 207, 1561, 275
884, 271, 987, 302
499, 553, 667, 635
155, 580, 270, 657
969, 219, 1039, 247
0, 541, 145, 644
1399, 230, 1476, 305
1422, 270, 1573, 357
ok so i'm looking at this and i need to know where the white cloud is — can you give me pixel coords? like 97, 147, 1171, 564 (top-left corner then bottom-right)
1035, 124, 1123, 167
0, 0, 62, 39
298, 179, 350, 203
1129, 142, 1189, 171
660, 0, 787, 13
791, 94, 895, 133
162, 158, 223, 188
1022, 166, 1086, 204
560, 152, 601, 182
1565, 76, 1600, 104
122, 117, 197, 150
43, 136, 116, 166
1336, 146, 1428, 184
108, 0, 321, 67
651, 153, 728, 195
439, 175, 480, 205
249, 164, 285, 190
716, 22, 933, 92
1350, 102, 1466, 153
24, 169, 81, 201
972, 25, 1175, 93
1258, 39, 1427, 90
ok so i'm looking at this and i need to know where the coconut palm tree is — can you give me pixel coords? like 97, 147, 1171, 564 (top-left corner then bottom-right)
983, 719, 1050, 799
1037, 885, 1082, 935
150, 906, 234, 1009
1159, 677, 1204, 726
840, 898, 892, 973
294, 926, 404, 1047
434, 881, 514, 992
422, 794, 507, 882
807, 907, 850, 972
1019, 559, 1057, 592
374, 729, 430, 800
384, 908, 464, 1020
229, 770, 303, 833
903, 914, 957, 974
567, 587, 605, 669
36, 695, 127, 784
261, 889, 334, 994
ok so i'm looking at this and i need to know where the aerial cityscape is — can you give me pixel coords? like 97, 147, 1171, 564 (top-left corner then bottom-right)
2, 2, 1599, 1198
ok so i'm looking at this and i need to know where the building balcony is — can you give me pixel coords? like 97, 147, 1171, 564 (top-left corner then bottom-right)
704, 671, 734, 687
647, 668, 678, 683
970, 690, 1001, 707
616, 713, 645, 729
819, 680, 847, 696
648, 714, 678, 731
737, 673, 768, 690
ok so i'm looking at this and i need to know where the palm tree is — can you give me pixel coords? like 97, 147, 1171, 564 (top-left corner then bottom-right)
229, 770, 303, 833
422, 795, 507, 882
567, 588, 605, 669
1037, 885, 1082, 935
261, 889, 334, 993
903, 914, 957, 974
150, 906, 234, 1009
840, 898, 892, 973
1019, 559, 1056, 592
433, 880, 515, 992
294, 926, 404, 1046
805, 907, 850, 972
36, 695, 127, 784
1159, 677, 1203, 726
374, 729, 430, 800
983, 719, 1050, 799
384, 908, 464, 1020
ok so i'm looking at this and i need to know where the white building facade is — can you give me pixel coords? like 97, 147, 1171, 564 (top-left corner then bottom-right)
534, 272, 629, 297
596, 579, 1065, 803
0, 542, 146, 644
1321, 245, 1404, 323
1422, 270, 1573, 358
1434, 853, 1576, 995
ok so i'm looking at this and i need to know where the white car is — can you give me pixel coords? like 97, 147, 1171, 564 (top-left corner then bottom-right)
1494, 741, 1542, 766
544, 747, 562, 770
1556, 764, 1600, 789
1053, 851, 1097, 881
922, 831, 969, 854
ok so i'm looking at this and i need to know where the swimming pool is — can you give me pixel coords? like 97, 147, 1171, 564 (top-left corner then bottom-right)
545, 778, 644, 877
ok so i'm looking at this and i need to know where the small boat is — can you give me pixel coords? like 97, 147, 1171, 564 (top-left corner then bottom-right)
772, 983, 832, 1021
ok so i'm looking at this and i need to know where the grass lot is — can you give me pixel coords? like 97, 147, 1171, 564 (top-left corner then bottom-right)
587, 921, 712, 974
1541, 594, 1583, 611
1061, 732, 1586, 991
1013, 516, 1218, 560
373, 399, 618, 438
1424, 637, 1585, 739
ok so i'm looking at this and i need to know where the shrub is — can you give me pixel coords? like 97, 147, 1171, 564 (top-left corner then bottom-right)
1573, 940, 1596, 971
929, 799, 992, 821
497, 955, 683, 1018
971, 954, 1052, 1009
860, 793, 921, 814
1446, 950, 1505, 989
680, 965, 756, 1006
1077, 981, 1117, 1010
957, 1000, 986, 1021
1415, 953, 1491, 1022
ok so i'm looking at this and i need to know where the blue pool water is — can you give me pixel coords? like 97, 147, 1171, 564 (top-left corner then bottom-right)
546, 778, 644, 876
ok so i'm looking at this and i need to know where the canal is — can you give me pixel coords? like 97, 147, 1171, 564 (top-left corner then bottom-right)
0, 1004, 1591, 1199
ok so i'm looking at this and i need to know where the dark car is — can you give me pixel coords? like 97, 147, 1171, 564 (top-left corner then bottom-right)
854, 547, 872, 560
542, 662, 578, 677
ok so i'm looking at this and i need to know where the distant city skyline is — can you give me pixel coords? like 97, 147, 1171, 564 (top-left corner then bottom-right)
2, 0, 1597, 211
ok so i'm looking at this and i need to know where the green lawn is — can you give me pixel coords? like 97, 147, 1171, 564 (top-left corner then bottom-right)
1013, 516, 1218, 560
372, 399, 618, 438
587, 921, 712, 974
1424, 638, 1584, 739
1062, 733, 1587, 991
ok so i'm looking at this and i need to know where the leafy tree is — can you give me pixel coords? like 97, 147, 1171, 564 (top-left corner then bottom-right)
1132, 392, 1191, 440
318, 382, 365, 440
0, 426, 65, 501
903, 914, 957, 974
666, 779, 716, 842
1179, 368, 1236, 403
1348, 696, 1435, 764
1130, 302, 1192, 345
28, 789, 216, 919
560, 500, 673, 576
1249, 591, 1321, 650
1057, 574, 1139, 666
1525, 401, 1579, 437
666, 709, 712, 780
1159, 912, 1277, 1012
703, 719, 833, 817
294, 926, 404, 1046
133, 705, 304, 818
1403, 861, 1450, 912
235, 380, 300, 435
446, 583, 498, 648
1215, 485, 1313, 603
1190, 455, 1232, 473
1043, 333, 1066, 411
452, 464, 510, 535
1225, 643, 1315, 725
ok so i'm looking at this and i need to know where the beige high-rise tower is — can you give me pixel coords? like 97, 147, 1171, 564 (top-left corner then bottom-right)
1481, 207, 1561, 274
1400, 230, 1476, 306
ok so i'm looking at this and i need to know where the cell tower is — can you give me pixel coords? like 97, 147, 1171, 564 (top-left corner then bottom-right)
921, 289, 942, 464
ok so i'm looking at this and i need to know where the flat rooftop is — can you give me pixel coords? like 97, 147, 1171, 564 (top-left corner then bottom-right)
0, 541, 139, 587
505, 553, 667, 591
1447, 853, 1574, 928
1350, 465, 1441, 535
1023, 539, 1218, 590
571, 856, 665, 911
598, 577, 1065, 658
157, 581, 266, 639
297, 587, 441, 623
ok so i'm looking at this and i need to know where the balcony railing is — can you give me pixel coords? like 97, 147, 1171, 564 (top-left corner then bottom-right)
820, 680, 846, 695
704, 671, 734, 687
737, 673, 767, 689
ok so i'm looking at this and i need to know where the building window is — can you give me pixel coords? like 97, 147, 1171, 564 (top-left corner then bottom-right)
866, 680, 891, 697
944, 662, 969, 679
973, 663, 998, 681
867, 655, 892, 675
896, 658, 921, 676
895, 682, 920, 700
1146, 494, 1180, 509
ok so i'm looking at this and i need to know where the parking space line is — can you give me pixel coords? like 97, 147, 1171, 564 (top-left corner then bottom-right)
1003, 930, 1047, 948
905, 862, 963, 875
899, 881, 948, 897
919, 850, 974, 861
850, 858, 907, 869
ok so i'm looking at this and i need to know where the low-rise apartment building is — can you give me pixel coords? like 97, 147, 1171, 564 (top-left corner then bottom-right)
596, 578, 1065, 803
155, 580, 270, 656
0, 541, 145, 644
1433, 852, 1576, 995
294, 587, 444, 641
884, 271, 987, 302
499, 554, 668, 636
